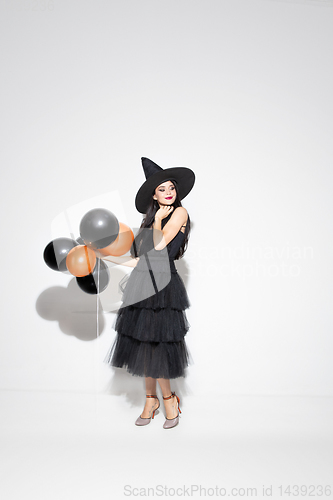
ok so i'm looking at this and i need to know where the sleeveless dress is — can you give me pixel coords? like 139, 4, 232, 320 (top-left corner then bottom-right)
103, 210, 191, 379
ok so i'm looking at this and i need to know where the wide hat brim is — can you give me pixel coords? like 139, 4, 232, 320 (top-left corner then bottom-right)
135, 163, 195, 214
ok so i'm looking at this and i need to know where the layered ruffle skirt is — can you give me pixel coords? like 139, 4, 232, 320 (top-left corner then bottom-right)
103, 251, 191, 379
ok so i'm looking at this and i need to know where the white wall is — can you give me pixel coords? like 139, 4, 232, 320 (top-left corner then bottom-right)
1, 0, 332, 396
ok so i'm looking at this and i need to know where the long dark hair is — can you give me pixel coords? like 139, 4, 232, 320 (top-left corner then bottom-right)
130, 179, 191, 260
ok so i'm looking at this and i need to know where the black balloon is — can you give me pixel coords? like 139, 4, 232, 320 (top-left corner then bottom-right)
76, 258, 110, 294
43, 237, 78, 272
80, 208, 119, 250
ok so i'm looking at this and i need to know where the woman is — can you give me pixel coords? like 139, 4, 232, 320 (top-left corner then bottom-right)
101, 157, 195, 429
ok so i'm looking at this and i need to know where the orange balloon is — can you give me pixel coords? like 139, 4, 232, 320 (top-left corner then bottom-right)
66, 245, 97, 277
98, 222, 134, 257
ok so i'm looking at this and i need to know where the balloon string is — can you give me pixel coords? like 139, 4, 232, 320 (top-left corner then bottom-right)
96, 258, 100, 383
97, 258, 100, 339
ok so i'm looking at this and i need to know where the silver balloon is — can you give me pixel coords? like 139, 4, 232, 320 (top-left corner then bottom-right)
79, 208, 119, 250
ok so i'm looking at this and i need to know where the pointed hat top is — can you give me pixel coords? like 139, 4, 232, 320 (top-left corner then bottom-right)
141, 157, 163, 180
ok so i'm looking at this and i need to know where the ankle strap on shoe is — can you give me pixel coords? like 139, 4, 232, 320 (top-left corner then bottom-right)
163, 391, 175, 400
146, 394, 158, 398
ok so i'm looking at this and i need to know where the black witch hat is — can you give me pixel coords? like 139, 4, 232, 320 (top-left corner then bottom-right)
135, 157, 195, 214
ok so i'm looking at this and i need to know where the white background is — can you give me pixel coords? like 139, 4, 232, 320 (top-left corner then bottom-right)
1, 1, 332, 498
1, 0, 332, 397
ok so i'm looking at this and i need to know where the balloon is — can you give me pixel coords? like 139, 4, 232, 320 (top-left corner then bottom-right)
66, 245, 97, 277
43, 237, 78, 272
76, 259, 110, 294
80, 208, 119, 250
98, 222, 134, 256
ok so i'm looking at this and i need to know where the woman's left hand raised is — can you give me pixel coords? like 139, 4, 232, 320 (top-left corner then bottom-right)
155, 205, 174, 221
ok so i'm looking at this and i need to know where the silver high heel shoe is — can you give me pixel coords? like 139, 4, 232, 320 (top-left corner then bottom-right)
162, 391, 181, 429
135, 395, 160, 426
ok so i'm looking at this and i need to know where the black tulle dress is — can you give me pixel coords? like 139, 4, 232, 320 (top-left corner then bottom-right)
103, 211, 191, 379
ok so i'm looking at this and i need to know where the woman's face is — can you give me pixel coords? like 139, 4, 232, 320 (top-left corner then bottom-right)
153, 180, 176, 206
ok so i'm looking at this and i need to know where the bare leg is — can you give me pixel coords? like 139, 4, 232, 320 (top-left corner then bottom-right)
140, 377, 159, 418
157, 378, 179, 419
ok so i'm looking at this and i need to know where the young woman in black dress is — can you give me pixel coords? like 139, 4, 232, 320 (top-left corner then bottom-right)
101, 157, 195, 429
